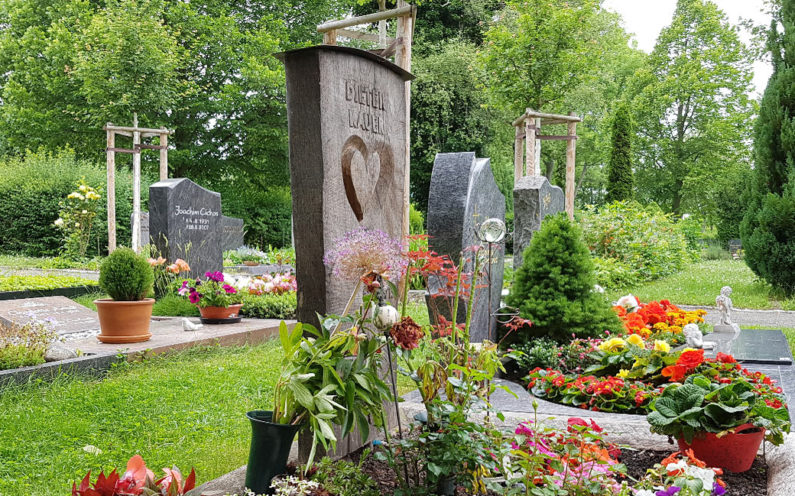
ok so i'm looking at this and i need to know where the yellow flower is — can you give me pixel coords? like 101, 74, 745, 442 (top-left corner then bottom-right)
626, 334, 644, 347
682, 347, 697, 353
617, 369, 630, 378
86, 192, 101, 200
67, 192, 81, 199
632, 358, 643, 368
670, 325, 682, 334
653, 322, 668, 330
79, 185, 88, 192
653, 340, 671, 353
598, 337, 627, 352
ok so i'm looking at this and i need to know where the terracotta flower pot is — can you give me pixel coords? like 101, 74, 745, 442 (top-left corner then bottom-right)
94, 298, 155, 344
199, 304, 243, 320
677, 423, 765, 472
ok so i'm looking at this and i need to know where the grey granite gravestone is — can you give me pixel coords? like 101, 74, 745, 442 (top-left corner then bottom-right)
279, 45, 412, 462
149, 178, 222, 278
131, 212, 150, 246
426, 152, 506, 342
513, 176, 564, 269
0, 296, 100, 340
221, 216, 245, 251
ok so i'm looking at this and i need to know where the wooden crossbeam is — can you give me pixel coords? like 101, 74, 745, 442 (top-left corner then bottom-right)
317, 5, 414, 32
135, 143, 167, 150
516, 132, 577, 141
512, 110, 582, 127
104, 124, 173, 134
106, 147, 139, 154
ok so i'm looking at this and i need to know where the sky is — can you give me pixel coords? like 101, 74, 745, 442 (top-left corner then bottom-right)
602, 0, 773, 97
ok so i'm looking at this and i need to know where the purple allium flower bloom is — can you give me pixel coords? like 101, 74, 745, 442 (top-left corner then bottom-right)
323, 227, 408, 281
656, 487, 681, 496
712, 482, 726, 496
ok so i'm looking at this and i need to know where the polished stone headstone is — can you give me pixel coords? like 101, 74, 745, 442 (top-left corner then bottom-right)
731, 329, 793, 365
426, 152, 506, 342
513, 176, 564, 269
221, 216, 245, 251
149, 178, 222, 278
0, 296, 100, 339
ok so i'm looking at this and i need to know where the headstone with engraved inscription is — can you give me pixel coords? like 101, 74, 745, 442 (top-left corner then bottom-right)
221, 216, 245, 251
279, 45, 412, 462
0, 296, 100, 340
149, 178, 223, 278
426, 152, 506, 342
513, 176, 565, 269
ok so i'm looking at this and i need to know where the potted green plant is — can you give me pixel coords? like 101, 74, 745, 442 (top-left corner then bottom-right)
94, 247, 155, 343
647, 372, 791, 472
179, 271, 243, 320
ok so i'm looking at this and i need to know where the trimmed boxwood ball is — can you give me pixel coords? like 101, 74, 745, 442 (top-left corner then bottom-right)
100, 247, 154, 301
506, 213, 623, 343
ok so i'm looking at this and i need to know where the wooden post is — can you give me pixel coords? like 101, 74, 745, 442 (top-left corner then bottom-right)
323, 29, 337, 45
565, 112, 577, 220
534, 117, 542, 176
396, 1, 413, 240
132, 113, 142, 252
106, 126, 116, 253
378, 0, 387, 48
514, 124, 524, 182
525, 111, 536, 177
159, 131, 168, 180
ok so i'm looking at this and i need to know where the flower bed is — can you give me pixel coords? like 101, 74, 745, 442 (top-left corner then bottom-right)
0, 274, 97, 292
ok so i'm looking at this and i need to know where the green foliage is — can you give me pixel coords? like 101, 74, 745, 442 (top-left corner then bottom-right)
74, 0, 181, 124
605, 103, 634, 203
0, 150, 144, 256
0, 321, 56, 371
99, 247, 154, 301
714, 169, 752, 246
0, 255, 102, 270
740, 188, 795, 295
506, 214, 622, 342
580, 201, 697, 287
701, 244, 731, 261
409, 203, 425, 234
753, 2, 795, 196
220, 185, 293, 248
55, 180, 102, 260
309, 456, 380, 496
152, 294, 199, 317
410, 39, 493, 211
510, 338, 561, 371
0, 275, 97, 292
630, 0, 755, 215
0, 342, 281, 496
241, 292, 297, 320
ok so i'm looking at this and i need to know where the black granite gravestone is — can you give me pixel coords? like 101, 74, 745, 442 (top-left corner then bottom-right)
221, 216, 245, 251
149, 178, 222, 278
730, 329, 793, 365
513, 176, 564, 269
426, 152, 506, 342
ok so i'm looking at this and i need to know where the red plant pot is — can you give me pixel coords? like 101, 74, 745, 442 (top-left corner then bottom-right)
677, 423, 765, 472
199, 304, 243, 320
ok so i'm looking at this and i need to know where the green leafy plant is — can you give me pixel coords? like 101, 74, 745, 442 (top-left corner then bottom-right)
99, 247, 154, 301
0, 321, 57, 370
241, 293, 296, 320
647, 373, 791, 445
507, 213, 623, 342
580, 201, 698, 288
0, 275, 98, 292
55, 179, 102, 260
309, 455, 380, 496
179, 272, 242, 308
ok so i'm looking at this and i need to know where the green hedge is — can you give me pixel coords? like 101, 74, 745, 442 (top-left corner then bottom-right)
241, 292, 296, 320
580, 201, 698, 288
0, 149, 149, 256
0, 275, 98, 292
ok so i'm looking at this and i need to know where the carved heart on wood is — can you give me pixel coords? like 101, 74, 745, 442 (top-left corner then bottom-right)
341, 135, 394, 222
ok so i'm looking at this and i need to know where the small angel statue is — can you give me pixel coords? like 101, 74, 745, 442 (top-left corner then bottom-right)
715, 286, 734, 326
683, 323, 703, 349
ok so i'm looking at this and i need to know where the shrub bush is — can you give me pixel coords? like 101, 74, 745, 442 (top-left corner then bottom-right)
0, 149, 147, 256
218, 184, 292, 248
0, 321, 56, 370
506, 214, 622, 343
99, 247, 154, 301
579, 201, 697, 288
741, 188, 795, 295
241, 292, 297, 319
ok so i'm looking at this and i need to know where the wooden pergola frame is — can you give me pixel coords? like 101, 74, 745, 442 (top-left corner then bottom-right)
513, 109, 582, 219
317, 1, 416, 238
104, 114, 173, 253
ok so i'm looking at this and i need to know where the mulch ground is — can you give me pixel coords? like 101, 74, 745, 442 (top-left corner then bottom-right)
346, 446, 768, 495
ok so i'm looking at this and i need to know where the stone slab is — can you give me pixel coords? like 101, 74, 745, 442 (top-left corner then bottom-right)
0, 296, 100, 338
132, 211, 151, 246
149, 178, 223, 278
512, 176, 564, 269
730, 329, 793, 365
426, 153, 506, 342
221, 216, 245, 251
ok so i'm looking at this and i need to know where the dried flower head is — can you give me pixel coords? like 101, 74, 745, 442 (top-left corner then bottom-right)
323, 227, 407, 281
390, 316, 424, 350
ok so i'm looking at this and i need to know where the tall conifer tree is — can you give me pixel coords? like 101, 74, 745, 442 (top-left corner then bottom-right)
605, 103, 634, 203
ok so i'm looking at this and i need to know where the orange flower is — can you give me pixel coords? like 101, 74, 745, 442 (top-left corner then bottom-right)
662, 364, 687, 382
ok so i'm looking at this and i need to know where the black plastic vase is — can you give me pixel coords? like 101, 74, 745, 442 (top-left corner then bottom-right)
245, 410, 301, 494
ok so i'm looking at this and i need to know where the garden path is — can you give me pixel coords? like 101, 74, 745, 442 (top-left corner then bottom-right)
682, 305, 795, 329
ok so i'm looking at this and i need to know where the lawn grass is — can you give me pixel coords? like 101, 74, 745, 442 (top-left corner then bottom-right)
606, 260, 795, 311
0, 343, 280, 496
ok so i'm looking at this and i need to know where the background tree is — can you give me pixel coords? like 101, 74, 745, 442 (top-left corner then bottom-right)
605, 103, 634, 203
630, 0, 754, 215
